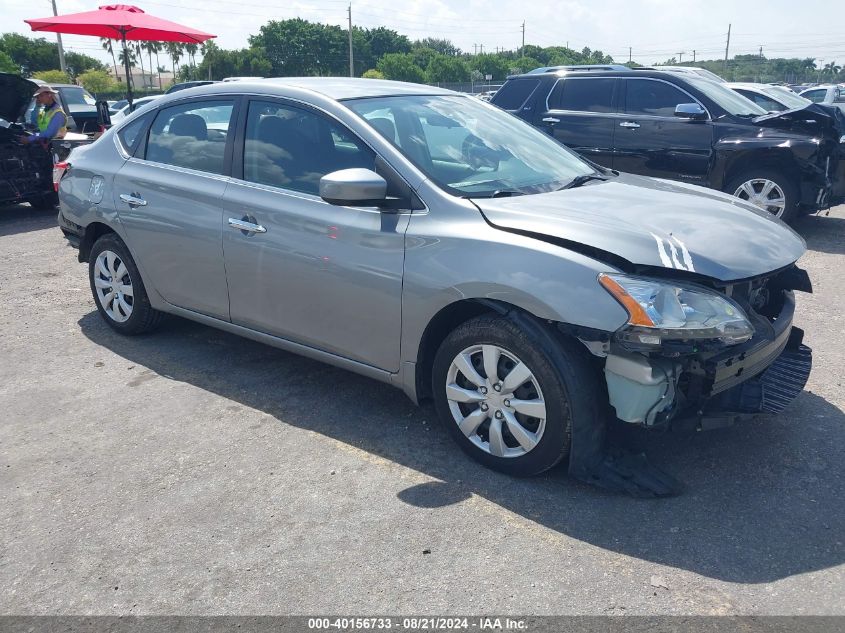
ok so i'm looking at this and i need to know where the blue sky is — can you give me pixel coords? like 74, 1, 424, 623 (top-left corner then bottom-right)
3, 0, 844, 68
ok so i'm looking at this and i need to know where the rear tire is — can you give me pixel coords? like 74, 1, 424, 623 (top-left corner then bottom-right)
25, 193, 58, 210
726, 169, 799, 222
88, 233, 163, 335
432, 313, 602, 477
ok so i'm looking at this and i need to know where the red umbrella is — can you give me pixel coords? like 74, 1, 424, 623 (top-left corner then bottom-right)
25, 4, 215, 105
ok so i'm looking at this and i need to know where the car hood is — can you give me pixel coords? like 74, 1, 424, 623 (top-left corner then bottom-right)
473, 173, 806, 282
0, 73, 37, 123
752, 102, 845, 138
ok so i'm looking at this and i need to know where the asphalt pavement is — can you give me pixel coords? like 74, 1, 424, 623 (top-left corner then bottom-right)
0, 202, 843, 615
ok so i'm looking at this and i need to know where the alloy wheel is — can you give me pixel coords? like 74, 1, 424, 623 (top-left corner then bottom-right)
93, 250, 134, 323
445, 344, 547, 458
733, 178, 787, 217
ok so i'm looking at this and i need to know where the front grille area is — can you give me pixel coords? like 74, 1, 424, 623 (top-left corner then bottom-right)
757, 344, 813, 414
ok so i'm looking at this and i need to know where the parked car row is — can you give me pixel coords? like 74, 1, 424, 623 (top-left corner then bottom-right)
55, 77, 814, 494
492, 66, 845, 221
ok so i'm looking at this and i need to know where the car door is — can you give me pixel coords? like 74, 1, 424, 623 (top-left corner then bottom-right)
221, 98, 409, 371
112, 97, 238, 320
535, 76, 618, 167
612, 78, 713, 184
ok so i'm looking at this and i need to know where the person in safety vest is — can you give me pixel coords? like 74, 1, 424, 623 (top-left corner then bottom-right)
19, 85, 67, 144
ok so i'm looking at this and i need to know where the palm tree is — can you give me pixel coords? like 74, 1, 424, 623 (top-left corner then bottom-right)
185, 43, 199, 80
144, 41, 159, 88
101, 38, 118, 81
165, 42, 181, 83
153, 42, 163, 89
133, 41, 146, 88
117, 47, 137, 88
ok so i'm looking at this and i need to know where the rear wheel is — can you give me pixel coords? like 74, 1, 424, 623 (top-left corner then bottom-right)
25, 193, 58, 210
432, 313, 601, 477
88, 233, 163, 335
726, 169, 799, 222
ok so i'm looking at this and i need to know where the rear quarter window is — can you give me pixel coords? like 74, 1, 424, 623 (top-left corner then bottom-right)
493, 79, 541, 110
117, 112, 152, 155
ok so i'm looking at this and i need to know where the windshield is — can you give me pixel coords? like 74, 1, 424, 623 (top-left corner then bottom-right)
63, 87, 97, 106
685, 76, 768, 117
345, 95, 594, 197
763, 85, 812, 109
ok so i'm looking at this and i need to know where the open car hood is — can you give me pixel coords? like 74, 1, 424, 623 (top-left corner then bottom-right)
752, 102, 845, 139
474, 173, 806, 282
0, 73, 37, 124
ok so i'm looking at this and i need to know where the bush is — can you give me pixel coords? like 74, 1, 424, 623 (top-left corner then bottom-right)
78, 69, 115, 93
362, 69, 384, 79
33, 69, 71, 84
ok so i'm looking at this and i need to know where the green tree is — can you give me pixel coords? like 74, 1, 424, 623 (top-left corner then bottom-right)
507, 56, 541, 75
376, 53, 425, 83
33, 69, 70, 84
0, 34, 58, 74
365, 26, 411, 60
78, 69, 115, 93
101, 38, 119, 79
426, 54, 470, 83
251, 19, 347, 76
414, 38, 460, 56
0, 49, 17, 73
411, 47, 438, 71
468, 53, 510, 81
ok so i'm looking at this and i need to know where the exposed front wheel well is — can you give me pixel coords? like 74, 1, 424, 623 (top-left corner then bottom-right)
79, 222, 116, 263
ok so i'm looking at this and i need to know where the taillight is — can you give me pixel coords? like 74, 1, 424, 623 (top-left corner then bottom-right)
53, 161, 70, 192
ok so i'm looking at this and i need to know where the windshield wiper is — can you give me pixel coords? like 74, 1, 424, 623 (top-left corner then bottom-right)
465, 189, 525, 199
557, 173, 608, 191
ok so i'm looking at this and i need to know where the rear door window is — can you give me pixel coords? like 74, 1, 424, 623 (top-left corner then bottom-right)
624, 79, 694, 117
549, 78, 615, 112
493, 79, 540, 110
145, 100, 235, 175
802, 89, 827, 103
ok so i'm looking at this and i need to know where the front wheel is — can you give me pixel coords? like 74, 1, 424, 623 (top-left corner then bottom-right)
726, 169, 799, 222
432, 313, 601, 477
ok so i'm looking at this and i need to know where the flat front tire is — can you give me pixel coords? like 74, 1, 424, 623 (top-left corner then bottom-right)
432, 313, 601, 477
88, 233, 163, 335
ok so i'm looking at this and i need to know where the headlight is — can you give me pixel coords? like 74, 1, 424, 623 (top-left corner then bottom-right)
599, 273, 754, 347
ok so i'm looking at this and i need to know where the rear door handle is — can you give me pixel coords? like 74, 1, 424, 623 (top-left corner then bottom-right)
619, 121, 641, 129
542, 117, 560, 124
228, 217, 267, 234
119, 193, 147, 207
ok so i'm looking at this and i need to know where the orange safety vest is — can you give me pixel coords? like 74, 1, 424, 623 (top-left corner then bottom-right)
37, 104, 68, 139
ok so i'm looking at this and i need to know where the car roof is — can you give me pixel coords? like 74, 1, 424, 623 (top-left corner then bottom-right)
172, 77, 456, 101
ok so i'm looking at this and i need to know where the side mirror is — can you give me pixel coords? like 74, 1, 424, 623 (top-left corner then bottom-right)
320, 168, 388, 206
674, 103, 707, 120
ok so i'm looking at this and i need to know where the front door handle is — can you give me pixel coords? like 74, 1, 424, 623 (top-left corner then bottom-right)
619, 121, 641, 129
119, 193, 147, 207
228, 217, 267, 234
542, 117, 560, 124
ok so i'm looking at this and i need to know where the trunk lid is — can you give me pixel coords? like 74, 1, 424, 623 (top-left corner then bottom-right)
0, 73, 38, 124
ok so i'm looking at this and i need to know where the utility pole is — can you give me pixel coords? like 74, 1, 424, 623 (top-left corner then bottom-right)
678, 51, 684, 63
724, 23, 731, 70
473, 43, 477, 55
51, 0, 67, 75
347, 3, 354, 78
759, 45, 763, 59
628, 47, 632, 63
480, 44, 484, 54
521, 21, 525, 56
692, 50, 696, 62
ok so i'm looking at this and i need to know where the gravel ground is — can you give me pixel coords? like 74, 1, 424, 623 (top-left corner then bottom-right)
0, 203, 842, 615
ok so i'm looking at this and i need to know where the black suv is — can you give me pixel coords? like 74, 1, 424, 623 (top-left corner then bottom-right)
492, 67, 845, 221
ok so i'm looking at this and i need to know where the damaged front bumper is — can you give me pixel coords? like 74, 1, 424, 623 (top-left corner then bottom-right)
600, 287, 812, 431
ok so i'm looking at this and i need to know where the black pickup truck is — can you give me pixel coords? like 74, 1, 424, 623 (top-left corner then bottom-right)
492, 67, 845, 222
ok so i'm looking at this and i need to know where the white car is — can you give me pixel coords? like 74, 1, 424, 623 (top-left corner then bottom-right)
799, 85, 845, 113
726, 82, 812, 112
110, 96, 161, 123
